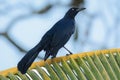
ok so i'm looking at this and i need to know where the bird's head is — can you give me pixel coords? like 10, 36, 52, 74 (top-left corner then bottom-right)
65, 7, 86, 19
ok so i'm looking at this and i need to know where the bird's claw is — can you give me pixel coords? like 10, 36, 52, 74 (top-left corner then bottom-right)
66, 53, 73, 56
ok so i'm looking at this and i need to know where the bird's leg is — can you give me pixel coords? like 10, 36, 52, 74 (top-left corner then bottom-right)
51, 53, 57, 59
44, 51, 51, 61
51, 56, 56, 59
50, 54, 57, 62
63, 46, 73, 56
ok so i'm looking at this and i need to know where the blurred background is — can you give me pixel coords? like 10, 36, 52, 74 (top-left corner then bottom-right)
0, 0, 120, 70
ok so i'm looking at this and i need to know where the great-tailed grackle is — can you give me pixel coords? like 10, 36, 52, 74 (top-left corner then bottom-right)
17, 7, 86, 74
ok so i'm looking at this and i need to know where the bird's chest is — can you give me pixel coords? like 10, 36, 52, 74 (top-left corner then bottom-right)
63, 21, 75, 34
53, 19, 75, 35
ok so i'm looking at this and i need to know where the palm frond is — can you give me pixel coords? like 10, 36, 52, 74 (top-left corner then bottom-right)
0, 49, 120, 80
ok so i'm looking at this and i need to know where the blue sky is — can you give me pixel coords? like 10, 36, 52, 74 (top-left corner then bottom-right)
0, 0, 120, 70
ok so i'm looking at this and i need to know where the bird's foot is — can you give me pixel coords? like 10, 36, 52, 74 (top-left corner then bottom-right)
51, 56, 56, 59
63, 46, 73, 56
66, 53, 73, 56
51, 56, 56, 62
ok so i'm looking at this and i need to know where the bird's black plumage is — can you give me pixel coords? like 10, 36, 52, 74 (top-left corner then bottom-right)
17, 7, 86, 74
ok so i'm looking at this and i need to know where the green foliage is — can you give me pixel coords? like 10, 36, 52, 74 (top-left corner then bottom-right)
0, 51, 120, 80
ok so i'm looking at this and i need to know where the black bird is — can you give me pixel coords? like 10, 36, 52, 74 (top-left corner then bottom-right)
17, 7, 86, 74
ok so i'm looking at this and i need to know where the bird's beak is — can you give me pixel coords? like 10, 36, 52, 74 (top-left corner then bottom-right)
77, 8, 86, 12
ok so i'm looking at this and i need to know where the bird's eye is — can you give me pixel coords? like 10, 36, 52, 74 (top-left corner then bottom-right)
72, 9, 74, 11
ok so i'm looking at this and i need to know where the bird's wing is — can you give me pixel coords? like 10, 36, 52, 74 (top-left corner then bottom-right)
39, 30, 53, 48
50, 29, 72, 48
50, 19, 75, 48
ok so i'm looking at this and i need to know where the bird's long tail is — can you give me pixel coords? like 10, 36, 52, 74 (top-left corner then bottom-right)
17, 44, 42, 74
